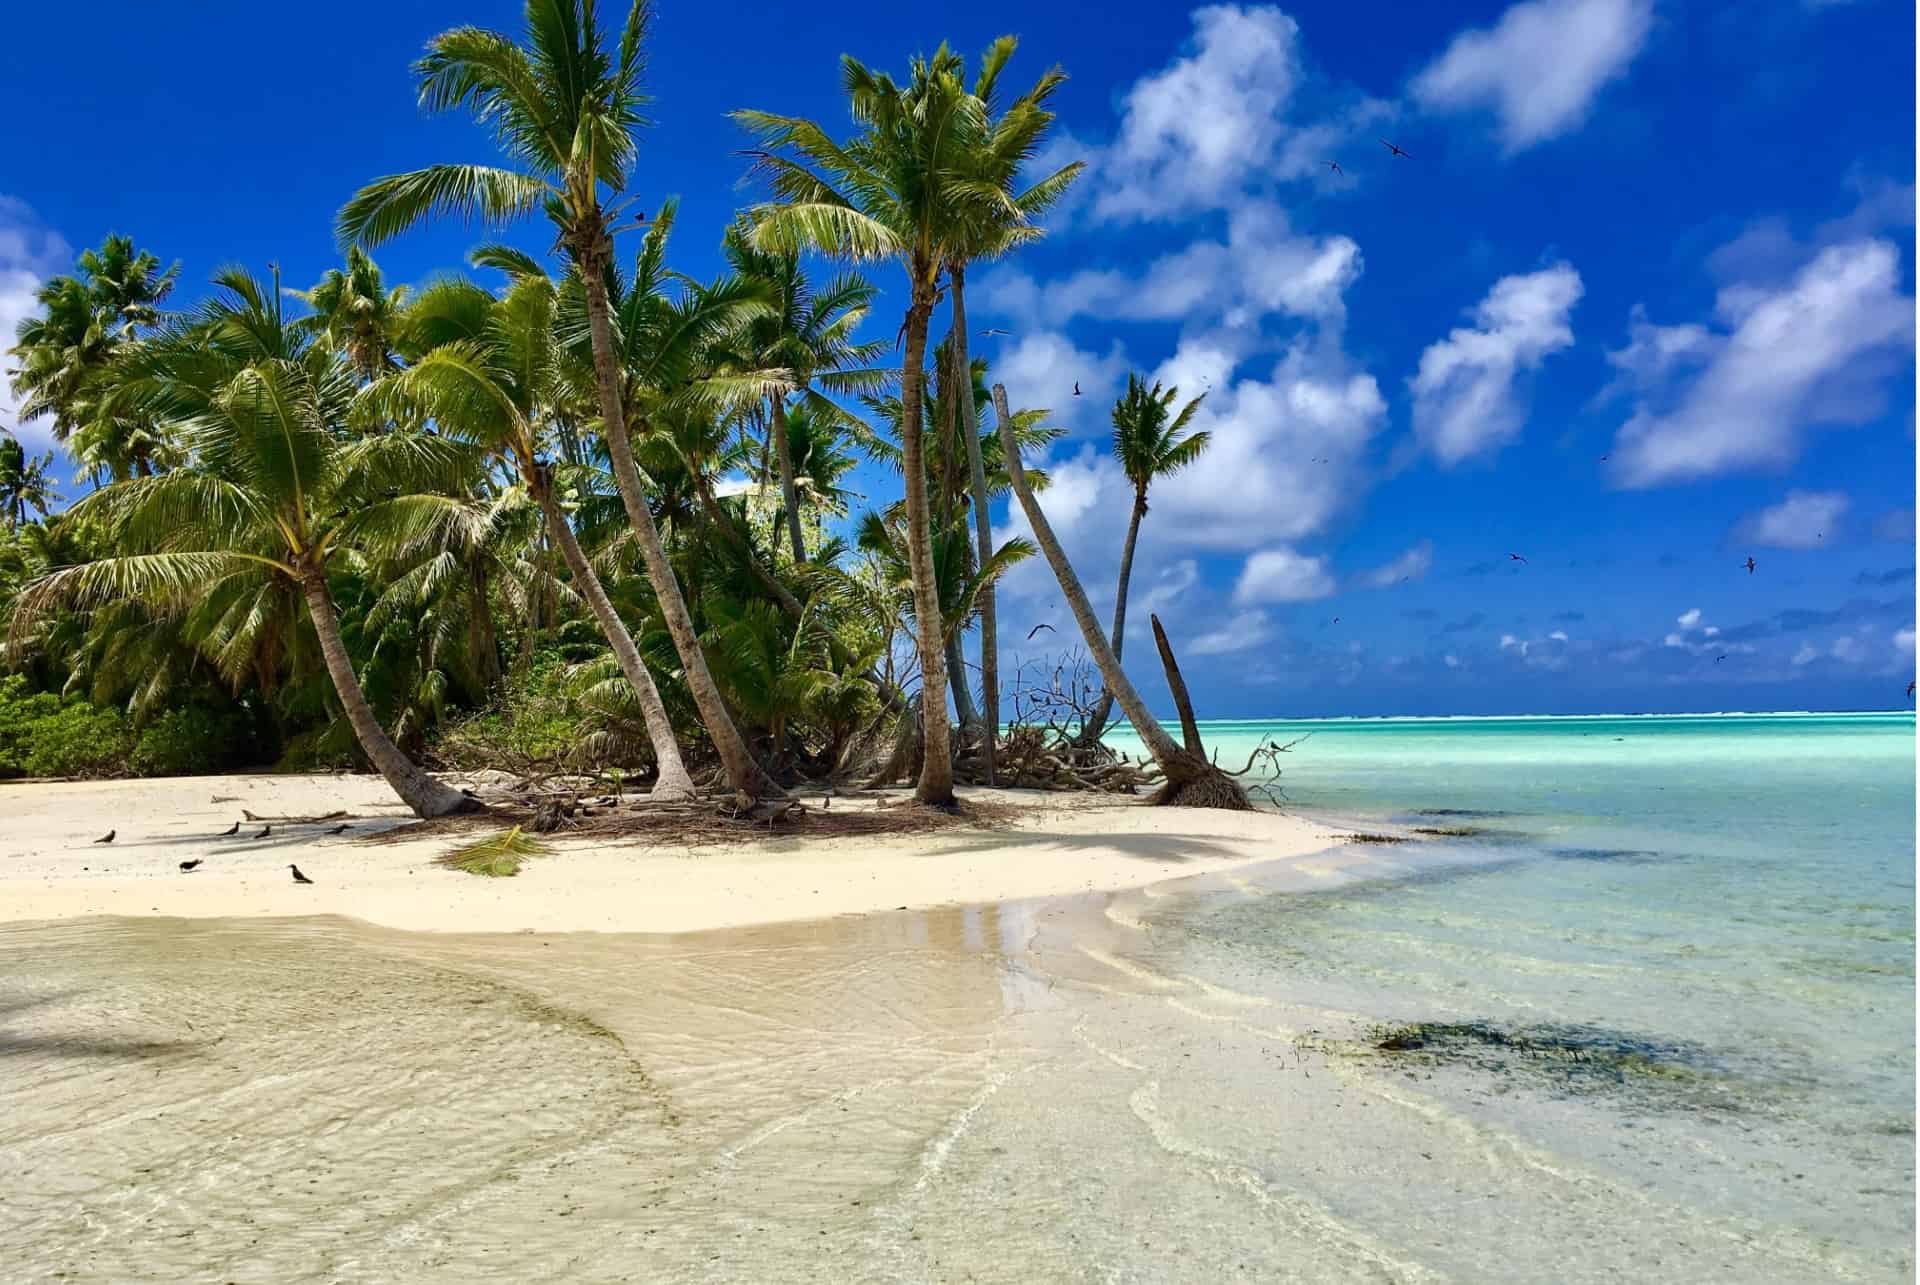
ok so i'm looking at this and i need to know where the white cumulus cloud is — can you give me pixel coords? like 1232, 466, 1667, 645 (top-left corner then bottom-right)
1411, 263, 1583, 466
1188, 610, 1277, 655
1411, 0, 1654, 151
1607, 240, 1914, 487
1732, 490, 1850, 550
1088, 5, 1386, 221
0, 197, 73, 449
1233, 547, 1336, 604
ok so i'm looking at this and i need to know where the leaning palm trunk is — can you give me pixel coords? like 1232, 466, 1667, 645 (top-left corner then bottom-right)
770, 398, 808, 564
578, 266, 780, 801
301, 570, 479, 819
989, 384, 1248, 809
533, 478, 697, 801
948, 265, 997, 784
945, 629, 980, 731
1081, 488, 1148, 742
901, 295, 957, 805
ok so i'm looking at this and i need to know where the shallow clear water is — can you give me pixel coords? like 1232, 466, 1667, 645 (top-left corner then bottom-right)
3, 713, 1912, 1281
1109, 711, 1917, 1269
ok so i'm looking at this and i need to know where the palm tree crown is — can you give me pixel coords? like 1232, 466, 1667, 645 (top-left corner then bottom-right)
1111, 375, 1209, 503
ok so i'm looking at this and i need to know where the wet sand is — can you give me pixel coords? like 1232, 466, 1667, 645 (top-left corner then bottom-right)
0, 774, 1343, 933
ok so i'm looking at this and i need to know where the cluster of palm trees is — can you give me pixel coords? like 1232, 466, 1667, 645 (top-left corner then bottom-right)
3, 0, 1237, 818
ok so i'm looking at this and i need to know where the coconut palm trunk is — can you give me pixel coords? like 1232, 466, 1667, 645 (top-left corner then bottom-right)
533, 477, 698, 801
901, 293, 957, 805
945, 629, 980, 730
301, 569, 479, 819
1081, 486, 1147, 741
988, 383, 1247, 808
577, 265, 780, 800
948, 264, 997, 783
770, 398, 808, 564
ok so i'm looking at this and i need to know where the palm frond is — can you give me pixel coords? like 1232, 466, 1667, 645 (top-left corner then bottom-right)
434, 824, 553, 876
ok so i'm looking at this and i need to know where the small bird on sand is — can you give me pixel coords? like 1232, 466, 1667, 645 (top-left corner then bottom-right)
822, 783, 836, 812
93, 830, 115, 844
324, 823, 351, 835
219, 821, 240, 836
256, 825, 272, 839
289, 864, 313, 885
1744, 556, 1756, 574
1027, 622, 1056, 640
1509, 553, 1528, 564
1380, 138, 1412, 158
179, 859, 202, 873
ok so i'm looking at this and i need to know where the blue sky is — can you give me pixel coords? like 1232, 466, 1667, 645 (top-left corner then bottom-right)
2, 0, 1914, 717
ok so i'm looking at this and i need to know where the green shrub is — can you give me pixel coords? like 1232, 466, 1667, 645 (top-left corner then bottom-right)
0, 675, 133, 778
129, 704, 259, 776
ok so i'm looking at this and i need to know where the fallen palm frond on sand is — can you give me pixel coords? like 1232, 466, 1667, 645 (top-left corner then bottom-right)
434, 825, 555, 876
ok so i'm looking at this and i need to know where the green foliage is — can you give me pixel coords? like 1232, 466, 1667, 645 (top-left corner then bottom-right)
0, 674, 132, 778
129, 703, 261, 777
435, 825, 553, 877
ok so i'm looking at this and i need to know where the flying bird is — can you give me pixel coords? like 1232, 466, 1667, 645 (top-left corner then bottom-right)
980, 327, 1010, 337
92, 830, 115, 845
1715, 654, 1728, 662
1509, 553, 1528, 564
1325, 160, 1343, 176
1379, 138, 1412, 158
325, 823, 351, 836
1027, 622, 1057, 640
219, 820, 240, 836
1744, 557, 1756, 575
256, 825, 272, 839
179, 859, 202, 873
288, 864, 313, 885
1907, 680, 1915, 699
1072, 382, 1082, 397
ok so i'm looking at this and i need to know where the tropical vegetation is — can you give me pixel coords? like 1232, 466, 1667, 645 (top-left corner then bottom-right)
1, 0, 1248, 815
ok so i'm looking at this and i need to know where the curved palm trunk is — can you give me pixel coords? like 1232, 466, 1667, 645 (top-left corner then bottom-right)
771, 397, 808, 564
901, 293, 956, 805
989, 384, 1245, 808
534, 479, 697, 801
948, 265, 997, 784
945, 629, 980, 731
301, 571, 479, 819
1081, 488, 1148, 742
578, 267, 780, 801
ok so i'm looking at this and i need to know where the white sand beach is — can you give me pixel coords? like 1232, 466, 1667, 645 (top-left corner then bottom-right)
0, 773, 1347, 933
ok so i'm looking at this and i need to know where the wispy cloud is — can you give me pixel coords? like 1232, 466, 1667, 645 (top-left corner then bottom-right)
1411, 0, 1653, 151
1411, 263, 1582, 466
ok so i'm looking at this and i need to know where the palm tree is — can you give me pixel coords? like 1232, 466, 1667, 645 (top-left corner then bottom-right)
735, 49, 994, 806
381, 269, 699, 799
0, 438, 62, 529
11, 269, 482, 818
988, 383, 1247, 809
926, 37, 1083, 785
292, 247, 410, 384
1081, 376, 1209, 743
717, 220, 887, 564
339, 0, 779, 801
8, 235, 178, 481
